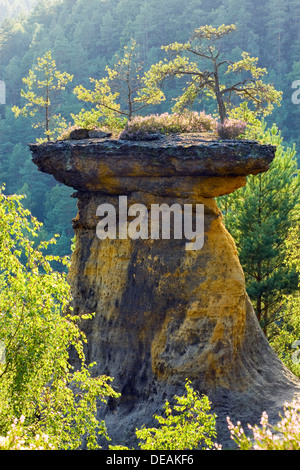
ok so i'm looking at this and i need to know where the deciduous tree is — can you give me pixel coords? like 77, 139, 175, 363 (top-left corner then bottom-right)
0, 187, 119, 449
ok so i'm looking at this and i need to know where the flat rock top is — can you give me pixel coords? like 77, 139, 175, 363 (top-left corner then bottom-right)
30, 132, 273, 151
29, 133, 276, 191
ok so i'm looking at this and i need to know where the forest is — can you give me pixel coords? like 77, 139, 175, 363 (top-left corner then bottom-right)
0, 0, 37, 24
0, 0, 300, 451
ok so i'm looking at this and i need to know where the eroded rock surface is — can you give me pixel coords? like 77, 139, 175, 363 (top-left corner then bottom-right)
30, 134, 300, 448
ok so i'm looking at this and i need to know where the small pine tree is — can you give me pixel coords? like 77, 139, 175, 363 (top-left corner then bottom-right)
143, 24, 282, 123
72, 39, 164, 128
12, 51, 73, 142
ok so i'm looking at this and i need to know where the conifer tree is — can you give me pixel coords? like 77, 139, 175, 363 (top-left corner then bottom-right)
12, 51, 73, 142
72, 39, 164, 127
218, 121, 300, 337
265, 0, 288, 76
142, 24, 282, 123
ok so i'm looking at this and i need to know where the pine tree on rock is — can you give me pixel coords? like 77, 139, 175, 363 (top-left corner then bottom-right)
143, 24, 282, 123
12, 51, 73, 142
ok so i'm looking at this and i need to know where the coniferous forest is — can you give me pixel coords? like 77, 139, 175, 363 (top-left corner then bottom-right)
1, 0, 300, 451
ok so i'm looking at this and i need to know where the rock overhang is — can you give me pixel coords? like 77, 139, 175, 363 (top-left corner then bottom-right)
29, 133, 276, 198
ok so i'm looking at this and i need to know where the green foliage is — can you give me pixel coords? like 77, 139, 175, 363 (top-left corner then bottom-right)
12, 51, 73, 142
72, 39, 164, 127
43, 184, 76, 265
0, 0, 37, 24
0, 187, 120, 449
0, 415, 55, 450
218, 120, 300, 337
268, 224, 300, 378
110, 380, 220, 451
143, 24, 282, 123
226, 51, 282, 116
227, 400, 300, 450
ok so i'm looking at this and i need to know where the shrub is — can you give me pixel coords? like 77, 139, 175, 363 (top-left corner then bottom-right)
0, 416, 55, 450
0, 187, 120, 450
118, 111, 217, 140
110, 380, 221, 450
227, 400, 300, 450
217, 119, 247, 139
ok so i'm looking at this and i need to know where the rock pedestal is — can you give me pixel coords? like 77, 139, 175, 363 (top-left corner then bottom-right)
30, 134, 300, 448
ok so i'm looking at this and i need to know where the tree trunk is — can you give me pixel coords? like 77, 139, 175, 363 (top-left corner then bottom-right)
214, 64, 227, 123
46, 85, 50, 142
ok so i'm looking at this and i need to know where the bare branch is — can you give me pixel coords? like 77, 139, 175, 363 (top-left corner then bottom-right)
185, 47, 212, 60
221, 78, 256, 95
95, 100, 130, 117
217, 59, 233, 68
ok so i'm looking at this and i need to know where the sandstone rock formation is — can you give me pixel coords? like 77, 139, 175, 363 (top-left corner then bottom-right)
30, 133, 300, 448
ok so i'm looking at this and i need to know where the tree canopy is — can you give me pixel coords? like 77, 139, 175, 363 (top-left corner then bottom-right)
142, 24, 282, 122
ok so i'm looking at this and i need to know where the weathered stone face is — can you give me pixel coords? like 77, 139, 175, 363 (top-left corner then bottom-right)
30, 133, 275, 196
68, 192, 245, 386
30, 134, 300, 448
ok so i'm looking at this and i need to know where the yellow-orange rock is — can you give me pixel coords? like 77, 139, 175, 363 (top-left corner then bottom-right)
29, 134, 300, 448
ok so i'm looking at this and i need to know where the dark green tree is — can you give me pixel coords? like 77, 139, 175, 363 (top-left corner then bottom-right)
44, 184, 77, 265
218, 121, 300, 337
265, 0, 288, 76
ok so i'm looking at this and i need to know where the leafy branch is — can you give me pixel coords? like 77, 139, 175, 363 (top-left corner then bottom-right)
144, 24, 282, 123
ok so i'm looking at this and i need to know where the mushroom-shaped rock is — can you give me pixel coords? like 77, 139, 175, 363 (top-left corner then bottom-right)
29, 134, 300, 448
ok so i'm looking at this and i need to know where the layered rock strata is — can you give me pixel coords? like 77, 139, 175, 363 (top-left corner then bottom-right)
30, 134, 300, 448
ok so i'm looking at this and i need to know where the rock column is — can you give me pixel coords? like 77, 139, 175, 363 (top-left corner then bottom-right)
30, 134, 300, 447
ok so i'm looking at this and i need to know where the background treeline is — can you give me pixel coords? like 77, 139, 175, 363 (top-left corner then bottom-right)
0, 0, 37, 24
0, 0, 300, 261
